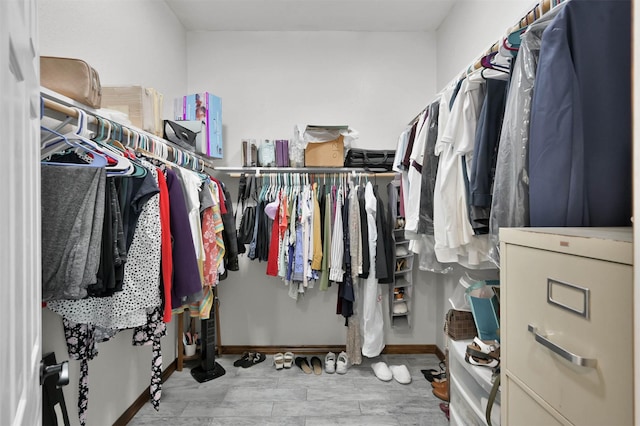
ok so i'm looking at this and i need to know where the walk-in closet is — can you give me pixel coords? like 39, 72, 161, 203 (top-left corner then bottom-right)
2, 0, 637, 425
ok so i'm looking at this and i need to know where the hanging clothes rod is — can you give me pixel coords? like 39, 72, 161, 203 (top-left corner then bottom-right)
408, 0, 563, 125
41, 95, 218, 171
462, 0, 561, 77
215, 166, 397, 178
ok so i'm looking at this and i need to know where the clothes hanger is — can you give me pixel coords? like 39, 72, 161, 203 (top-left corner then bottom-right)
77, 113, 134, 176
40, 125, 108, 168
480, 52, 510, 74
41, 109, 113, 165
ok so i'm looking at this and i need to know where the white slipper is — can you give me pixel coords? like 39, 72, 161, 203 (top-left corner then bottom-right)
371, 361, 393, 381
389, 365, 412, 384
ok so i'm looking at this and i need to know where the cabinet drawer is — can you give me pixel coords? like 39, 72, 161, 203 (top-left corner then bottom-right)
504, 376, 565, 426
502, 244, 633, 426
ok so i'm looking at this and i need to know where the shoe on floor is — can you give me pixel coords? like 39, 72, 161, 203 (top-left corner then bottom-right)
310, 356, 323, 375
421, 368, 446, 383
336, 351, 349, 374
244, 352, 265, 368
371, 361, 393, 381
432, 379, 448, 389
283, 352, 294, 369
433, 384, 449, 402
295, 356, 312, 374
439, 402, 450, 421
273, 353, 284, 370
389, 365, 411, 384
233, 352, 252, 367
325, 352, 336, 374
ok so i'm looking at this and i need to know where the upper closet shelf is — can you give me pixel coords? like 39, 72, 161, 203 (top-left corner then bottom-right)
215, 166, 398, 177
41, 87, 219, 171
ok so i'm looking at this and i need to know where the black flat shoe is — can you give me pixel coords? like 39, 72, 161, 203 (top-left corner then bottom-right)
233, 352, 252, 367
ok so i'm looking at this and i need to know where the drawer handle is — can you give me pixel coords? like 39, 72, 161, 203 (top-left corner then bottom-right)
528, 324, 597, 368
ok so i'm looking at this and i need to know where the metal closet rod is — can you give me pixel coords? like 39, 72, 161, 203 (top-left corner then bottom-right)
215, 166, 398, 178
42, 97, 218, 171
408, 0, 563, 125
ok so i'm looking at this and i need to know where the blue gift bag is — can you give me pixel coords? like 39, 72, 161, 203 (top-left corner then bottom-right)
466, 280, 500, 342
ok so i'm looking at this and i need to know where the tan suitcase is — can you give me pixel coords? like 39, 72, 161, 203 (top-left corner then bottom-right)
40, 56, 102, 109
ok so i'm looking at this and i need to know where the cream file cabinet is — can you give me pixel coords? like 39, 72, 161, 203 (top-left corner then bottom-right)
500, 228, 633, 426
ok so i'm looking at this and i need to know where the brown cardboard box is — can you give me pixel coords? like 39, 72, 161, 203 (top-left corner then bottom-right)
101, 86, 164, 136
304, 135, 344, 167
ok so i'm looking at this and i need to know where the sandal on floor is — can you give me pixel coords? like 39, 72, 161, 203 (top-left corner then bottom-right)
421, 369, 446, 383
465, 352, 499, 368
295, 357, 313, 374
421, 361, 446, 382
233, 352, 252, 367
246, 352, 266, 367
283, 352, 294, 369
274, 353, 284, 370
310, 356, 323, 375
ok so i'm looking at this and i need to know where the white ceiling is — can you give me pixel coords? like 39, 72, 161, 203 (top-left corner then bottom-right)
165, 0, 457, 32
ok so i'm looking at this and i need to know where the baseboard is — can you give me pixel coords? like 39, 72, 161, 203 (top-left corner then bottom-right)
220, 344, 441, 355
113, 359, 177, 426
435, 345, 446, 361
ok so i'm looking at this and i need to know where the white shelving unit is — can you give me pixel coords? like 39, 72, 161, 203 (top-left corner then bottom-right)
389, 228, 414, 328
449, 338, 501, 426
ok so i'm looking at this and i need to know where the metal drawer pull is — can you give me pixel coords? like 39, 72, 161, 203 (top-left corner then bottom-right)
528, 324, 597, 368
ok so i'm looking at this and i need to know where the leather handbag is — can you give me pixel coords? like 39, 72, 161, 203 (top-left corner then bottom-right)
344, 148, 395, 171
40, 56, 102, 109
444, 309, 478, 340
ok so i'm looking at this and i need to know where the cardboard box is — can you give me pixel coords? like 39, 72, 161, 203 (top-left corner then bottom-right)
304, 135, 344, 167
183, 92, 223, 158
101, 86, 164, 136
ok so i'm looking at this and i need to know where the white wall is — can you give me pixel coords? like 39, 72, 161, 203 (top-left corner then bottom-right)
38, 1, 186, 425
436, 0, 535, 89
187, 31, 441, 347
187, 31, 436, 166
38, 0, 187, 119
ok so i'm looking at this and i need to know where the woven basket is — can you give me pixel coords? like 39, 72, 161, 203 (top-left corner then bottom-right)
444, 309, 477, 340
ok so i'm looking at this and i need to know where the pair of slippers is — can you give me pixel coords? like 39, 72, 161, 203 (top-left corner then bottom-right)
295, 356, 322, 375
371, 362, 411, 384
233, 352, 266, 368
